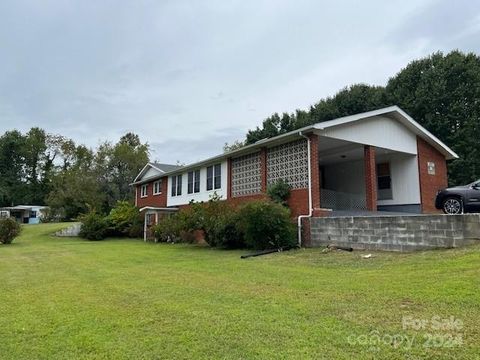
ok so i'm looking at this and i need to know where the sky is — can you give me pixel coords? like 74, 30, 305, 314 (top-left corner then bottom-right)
0, 0, 479, 164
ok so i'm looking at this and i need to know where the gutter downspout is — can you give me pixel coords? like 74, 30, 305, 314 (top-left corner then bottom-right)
297, 131, 312, 247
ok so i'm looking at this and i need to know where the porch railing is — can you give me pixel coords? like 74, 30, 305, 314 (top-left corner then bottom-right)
320, 189, 367, 210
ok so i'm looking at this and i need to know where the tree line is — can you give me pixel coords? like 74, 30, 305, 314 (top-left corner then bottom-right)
0, 129, 148, 219
243, 50, 480, 186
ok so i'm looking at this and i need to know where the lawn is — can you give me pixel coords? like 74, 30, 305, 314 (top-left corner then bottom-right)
0, 223, 479, 359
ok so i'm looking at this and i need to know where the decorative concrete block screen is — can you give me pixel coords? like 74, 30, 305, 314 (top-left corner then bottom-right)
308, 214, 480, 251
321, 189, 367, 210
267, 139, 308, 189
231, 152, 262, 197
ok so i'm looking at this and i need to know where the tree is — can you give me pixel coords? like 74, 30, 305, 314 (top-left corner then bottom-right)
46, 142, 102, 220
386, 51, 480, 185
23, 127, 48, 204
245, 84, 389, 144
223, 140, 245, 153
95, 133, 149, 211
243, 51, 480, 186
0, 130, 26, 206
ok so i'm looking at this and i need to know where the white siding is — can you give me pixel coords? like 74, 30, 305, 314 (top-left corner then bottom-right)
377, 154, 421, 206
167, 161, 228, 206
322, 155, 421, 206
142, 167, 162, 180
322, 115, 418, 154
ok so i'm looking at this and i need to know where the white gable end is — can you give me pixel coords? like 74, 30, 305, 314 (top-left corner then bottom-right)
142, 167, 162, 180
320, 115, 418, 154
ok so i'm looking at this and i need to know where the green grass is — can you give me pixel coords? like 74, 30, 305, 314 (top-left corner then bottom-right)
0, 223, 479, 359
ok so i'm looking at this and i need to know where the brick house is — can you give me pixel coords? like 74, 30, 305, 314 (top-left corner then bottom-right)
132, 106, 458, 242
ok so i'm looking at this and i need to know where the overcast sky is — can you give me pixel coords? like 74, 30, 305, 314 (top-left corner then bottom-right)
1, 0, 479, 164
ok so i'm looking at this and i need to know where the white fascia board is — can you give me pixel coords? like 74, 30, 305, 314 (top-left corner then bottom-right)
312, 106, 458, 160
138, 206, 179, 212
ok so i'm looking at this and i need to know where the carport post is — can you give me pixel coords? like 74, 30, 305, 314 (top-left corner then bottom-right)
364, 145, 377, 211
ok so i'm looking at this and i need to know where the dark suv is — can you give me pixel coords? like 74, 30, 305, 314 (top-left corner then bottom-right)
435, 180, 480, 214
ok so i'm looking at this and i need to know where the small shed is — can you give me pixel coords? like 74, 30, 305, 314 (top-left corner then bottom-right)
0, 205, 47, 224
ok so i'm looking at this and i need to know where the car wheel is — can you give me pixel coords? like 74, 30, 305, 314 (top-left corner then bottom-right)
442, 197, 463, 215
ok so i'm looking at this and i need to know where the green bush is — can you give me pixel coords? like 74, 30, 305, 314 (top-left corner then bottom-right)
202, 199, 244, 248
107, 201, 143, 238
215, 210, 244, 249
237, 200, 296, 250
267, 179, 291, 206
151, 197, 295, 250
151, 195, 245, 248
153, 214, 182, 243
79, 211, 109, 240
0, 218, 21, 244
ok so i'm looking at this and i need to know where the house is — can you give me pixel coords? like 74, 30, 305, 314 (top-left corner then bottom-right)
132, 106, 458, 242
0, 205, 48, 224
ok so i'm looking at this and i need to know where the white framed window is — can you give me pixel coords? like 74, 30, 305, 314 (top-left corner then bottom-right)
153, 180, 162, 195
140, 184, 148, 198
207, 164, 221, 191
188, 170, 200, 194
171, 174, 182, 197
377, 163, 393, 200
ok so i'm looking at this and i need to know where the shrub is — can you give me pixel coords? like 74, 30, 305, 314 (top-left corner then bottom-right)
128, 216, 144, 238
150, 197, 296, 250
79, 211, 109, 240
267, 179, 291, 206
107, 201, 143, 238
151, 194, 245, 248
0, 218, 21, 244
202, 199, 244, 248
153, 214, 182, 242
237, 200, 296, 250
215, 210, 244, 249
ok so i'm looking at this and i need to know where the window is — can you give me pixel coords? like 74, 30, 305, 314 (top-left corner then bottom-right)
214, 164, 221, 189
141, 184, 148, 198
207, 166, 213, 190
377, 163, 392, 200
171, 175, 182, 196
29, 211, 37, 218
188, 170, 201, 194
153, 180, 162, 195
207, 164, 222, 191
194, 170, 200, 193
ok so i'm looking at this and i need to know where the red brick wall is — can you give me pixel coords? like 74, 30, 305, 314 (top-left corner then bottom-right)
136, 176, 168, 208
177, 189, 309, 219
287, 188, 309, 218
417, 137, 448, 213
364, 145, 377, 211
225, 138, 316, 219
227, 194, 267, 207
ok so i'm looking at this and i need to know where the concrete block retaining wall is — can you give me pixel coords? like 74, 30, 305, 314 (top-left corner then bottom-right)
308, 214, 480, 251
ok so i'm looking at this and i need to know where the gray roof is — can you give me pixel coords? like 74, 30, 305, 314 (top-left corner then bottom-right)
150, 162, 183, 173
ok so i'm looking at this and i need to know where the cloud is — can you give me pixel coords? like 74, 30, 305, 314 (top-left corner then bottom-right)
0, 0, 477, 163
387, 0, 480, 53
149, 127, 246, 164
